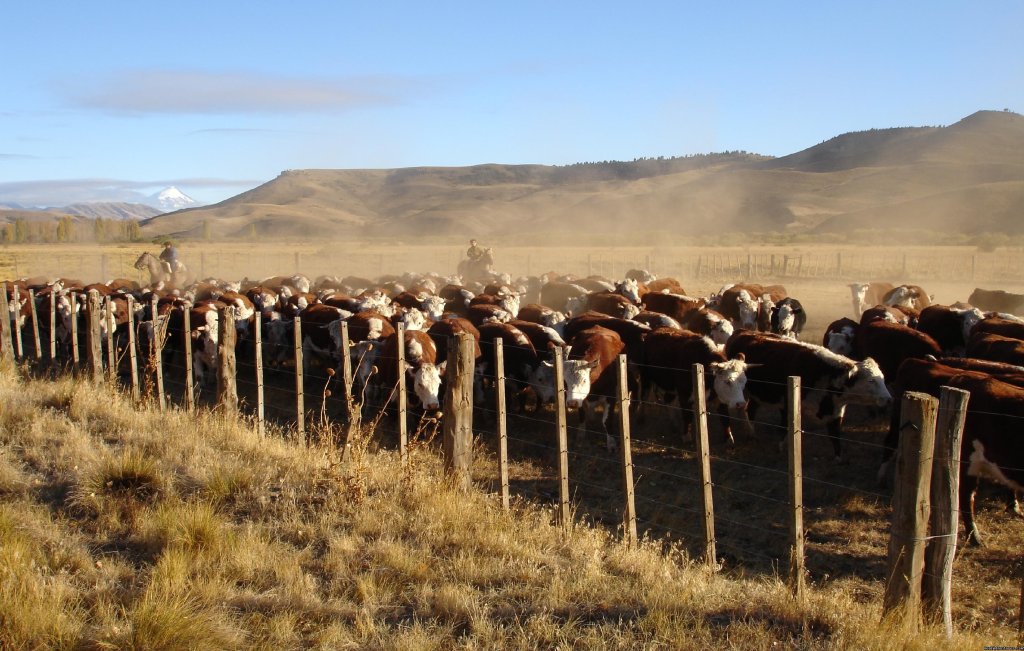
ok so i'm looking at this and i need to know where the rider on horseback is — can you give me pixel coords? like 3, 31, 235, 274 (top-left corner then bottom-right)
159, 241, 181, 275
466, 239, 485, 261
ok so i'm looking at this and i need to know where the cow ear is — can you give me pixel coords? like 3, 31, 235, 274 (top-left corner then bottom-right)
437, 360, 447, 373
735, 352, 745, 362
542, 360, 554, 368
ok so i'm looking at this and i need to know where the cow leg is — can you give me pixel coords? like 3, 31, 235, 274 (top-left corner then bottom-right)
816, 395, 847, 463
1011, 490, 1024, 517
602, 398, 618, 453
714, 403, 735, 446
961, 474, 984, 546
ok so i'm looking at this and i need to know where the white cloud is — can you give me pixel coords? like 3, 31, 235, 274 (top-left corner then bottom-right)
61, 69, 416, 115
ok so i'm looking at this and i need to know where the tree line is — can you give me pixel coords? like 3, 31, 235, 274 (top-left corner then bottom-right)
0, 216, 144, 244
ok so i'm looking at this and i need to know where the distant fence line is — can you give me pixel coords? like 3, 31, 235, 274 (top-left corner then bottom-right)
1, 246, 1023, 284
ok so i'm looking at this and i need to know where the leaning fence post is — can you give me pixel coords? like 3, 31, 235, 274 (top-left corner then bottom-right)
293, 315, 305, 439
787, 375, 806, 599
554, 346, 571, 533
923, 386, 969, 636
617, 354, 638, 548
883, 391, 938, 629
28, 288, 41, 361
494, 338, 510, 510
217, 306, 237, 414
253, 311, 265, 436
125, 296, 139, 401
183, 307, 195, 411
442, 332, 475, 491
0, 286, 13, 361
86, 290, 103, 383
151, 297, 165, 411
397, 323, 408, 460
691, 363, 718, 570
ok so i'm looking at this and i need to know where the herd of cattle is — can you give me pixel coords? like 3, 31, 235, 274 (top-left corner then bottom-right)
4, 270, 1024, 545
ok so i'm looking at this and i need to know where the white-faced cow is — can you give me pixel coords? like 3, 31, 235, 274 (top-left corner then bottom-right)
849, 282, 894, 316
639, 328, 753, 444
725, 331, 891, 462
549, 326, 626, 451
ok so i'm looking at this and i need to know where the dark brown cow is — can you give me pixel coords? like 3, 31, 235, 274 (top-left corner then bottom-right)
821, 315, 859, 356
968, 287, 1024, 315
679, 308, 734, 347
478, 322, 555, 409
516, 303, 567, 335
854, 320, 942, 381
717, 284, 786, 330
426, 317, 481, 370
972, 316, 1024, 341
967, 332, 1024, 367
915, 305, 985, 354
558, 326, 626, 451
562, 312, 650, 361
639, 328, 752, 443
725, 331, 891, 462
640, 292, 705, 323
465, 303, 513, 327
297, 304, 348, 374
645, 277, 685, 294
586, 291, 640, 319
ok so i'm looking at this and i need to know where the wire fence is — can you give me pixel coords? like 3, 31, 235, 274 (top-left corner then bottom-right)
3, 280, 1023, 629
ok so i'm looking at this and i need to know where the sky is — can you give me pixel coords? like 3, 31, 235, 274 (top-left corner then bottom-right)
1, 1, 1021, 207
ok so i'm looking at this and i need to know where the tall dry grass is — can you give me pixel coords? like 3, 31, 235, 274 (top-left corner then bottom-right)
0, 362, 1012, 649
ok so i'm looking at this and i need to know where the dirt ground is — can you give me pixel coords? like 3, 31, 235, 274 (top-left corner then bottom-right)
8, 242, 1024, 633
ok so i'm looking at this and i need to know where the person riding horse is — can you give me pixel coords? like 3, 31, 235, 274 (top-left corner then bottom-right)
466, 239, 485, 262
159, 241, 182, 275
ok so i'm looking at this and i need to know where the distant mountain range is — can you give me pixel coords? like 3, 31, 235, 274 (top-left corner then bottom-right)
0, 186, 197, 223
137, 110, 1024, 241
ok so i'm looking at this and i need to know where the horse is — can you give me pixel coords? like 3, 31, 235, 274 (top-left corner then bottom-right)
457, 248, 494, 283
134, 252, 193, 289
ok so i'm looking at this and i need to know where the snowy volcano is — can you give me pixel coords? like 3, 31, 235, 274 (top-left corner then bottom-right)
150, 187, 198, 212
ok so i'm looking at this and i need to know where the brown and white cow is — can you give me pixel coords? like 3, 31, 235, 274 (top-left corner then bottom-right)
372, 329, 446, 412
915, 304, 984, 355
972, 315, 1024, 341
549, 326, 626, 451
586, 291, 641, 319
640, 292, 706, 324
882, 284, 931, 312
516, 303, 567, 337
854, 320, 942, 382
679, 307, 734, 348
725, 331, 891, 462
477, 321, 555, 410
849, 282, 895, 316
639, 328, 753, 444
822, 317, 859, 357
540, 282, 589, 316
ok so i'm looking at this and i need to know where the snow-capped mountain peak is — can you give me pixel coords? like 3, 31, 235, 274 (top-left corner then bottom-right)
150, 186, 197, 212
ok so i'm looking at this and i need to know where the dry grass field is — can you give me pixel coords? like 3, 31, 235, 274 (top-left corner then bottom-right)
0, 365, 1016, 649
2, 241, 1024, 646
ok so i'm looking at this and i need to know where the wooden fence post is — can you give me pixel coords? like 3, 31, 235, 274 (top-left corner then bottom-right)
125, 296, 139, 401
86, 290, 103, 383
397, 323, 408, 459
0, 287, 13, 362
182, 307, 195, 411
691, 363, 718, 570
554, 346, 571, 533
253, 311, 265, 436
495, 338, 510, 510
104, 298, 115, 380
787, 376, 805, 598
217, 306, 237, 414
923, 386, 969, 636
617, 354, 638, 548
70, 292, 79, 367
151, 297, 165, 410
883, 391, 938, 629
293, 315, 304, 439
12, 284, 23, 358
836, 251, 843, 278
442, 332, 475, 490
48, 290, 57, 366
28, 289, 41, 361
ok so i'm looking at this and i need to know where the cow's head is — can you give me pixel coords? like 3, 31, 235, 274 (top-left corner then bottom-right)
618, 302, 641, 320
709, 355, 755, 412
498, 293, 521, 318
350, 339, 379, 390
264, 317, 294, 363
825, 327, 857, 357
558, 358, 599, 409
616, 278, 642, 303
410, 362, 445, 410
290, 275, 311, 294
564, 295, 587, 318
735, 290, 759, 329
849, 283, 869, 309
954, 307, 985, 345
397, 308, 427, 332
527, 362, 557, 405
773, 299, 801, 338
706, 313, 733, 348
843, 357, 892, 407
420, 296, 447, 321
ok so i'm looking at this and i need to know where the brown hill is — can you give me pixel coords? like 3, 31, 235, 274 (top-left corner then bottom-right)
141, 110, 1024, 241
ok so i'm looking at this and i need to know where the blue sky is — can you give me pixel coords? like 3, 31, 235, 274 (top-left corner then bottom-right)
1, 1, 1021, 206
